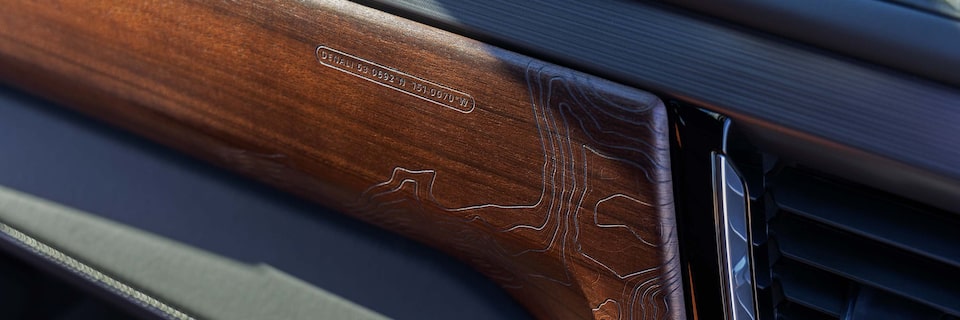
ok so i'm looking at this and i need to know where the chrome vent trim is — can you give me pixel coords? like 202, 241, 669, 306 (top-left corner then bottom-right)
713, 153, 759, 320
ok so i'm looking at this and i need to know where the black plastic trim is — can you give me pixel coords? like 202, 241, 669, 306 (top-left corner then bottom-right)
670, 104, 728, 319
776, 259, 846, 317
773, 214, 960, 315
773, 169, 960, 269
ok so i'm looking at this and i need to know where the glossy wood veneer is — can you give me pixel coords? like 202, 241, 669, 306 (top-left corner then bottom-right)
0, 0, 684, 318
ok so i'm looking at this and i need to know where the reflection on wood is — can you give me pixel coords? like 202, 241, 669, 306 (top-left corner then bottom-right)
0, 0, 684, 318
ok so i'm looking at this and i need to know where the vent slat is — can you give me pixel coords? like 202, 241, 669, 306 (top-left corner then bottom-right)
846, 286, 950, 320
772, 214, 960, 315
775, 258, 845, 317
773, 169, 960, 269
776, 302, 836, 320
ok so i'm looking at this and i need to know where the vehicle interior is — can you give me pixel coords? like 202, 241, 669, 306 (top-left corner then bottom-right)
1, 0, 958, 319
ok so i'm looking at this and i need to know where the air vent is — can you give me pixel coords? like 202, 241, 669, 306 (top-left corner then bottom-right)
750, 165, 960, 320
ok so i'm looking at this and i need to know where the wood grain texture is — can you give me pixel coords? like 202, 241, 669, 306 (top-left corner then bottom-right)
0, 0, 684, 319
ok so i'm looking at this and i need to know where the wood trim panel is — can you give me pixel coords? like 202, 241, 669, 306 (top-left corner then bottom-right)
0, 0, 684, 318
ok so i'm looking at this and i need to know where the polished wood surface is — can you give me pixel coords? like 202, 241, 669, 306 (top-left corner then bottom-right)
0, 0, 684, 318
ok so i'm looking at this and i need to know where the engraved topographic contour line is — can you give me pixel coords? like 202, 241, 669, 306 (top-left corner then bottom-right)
348, 61, 682, 320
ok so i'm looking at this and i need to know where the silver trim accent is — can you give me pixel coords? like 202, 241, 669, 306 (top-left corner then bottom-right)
713, 153, 759, 320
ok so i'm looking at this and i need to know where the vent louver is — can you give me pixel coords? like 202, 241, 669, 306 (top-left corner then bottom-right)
751, 166, 960, 320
